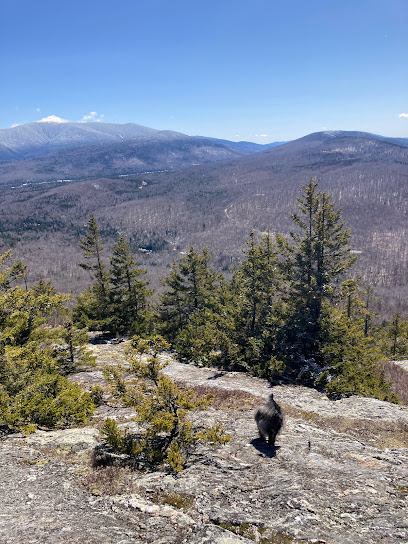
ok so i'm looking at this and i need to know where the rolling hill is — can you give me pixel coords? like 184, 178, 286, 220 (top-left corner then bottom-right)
0, 132, 251, 184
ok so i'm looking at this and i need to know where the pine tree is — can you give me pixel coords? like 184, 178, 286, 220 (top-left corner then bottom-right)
76, 214, 110, 329
158, 247, 227, 364
276, 180, 357, 379
0, 252, 95, 433
318, 302, 398, 402
230, 231, 283, 372
159, 248, 220, 356
54, 321, 96, 375
102, 335, 230, 472
381, 313, 408, 359
109, 235, 152, 335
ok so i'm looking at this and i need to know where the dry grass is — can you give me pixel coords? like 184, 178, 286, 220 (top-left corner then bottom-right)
151, 490, 195, 511
174, 381, 260, 411
381, 361, 408, 405
19, 457, 50, 466
79, 465, 135, 496
282, 403, 408, 449
175, 382, 408, 448
24, 445, 92, 466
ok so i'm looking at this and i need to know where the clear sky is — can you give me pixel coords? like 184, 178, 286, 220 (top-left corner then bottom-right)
1, 0, 407, 143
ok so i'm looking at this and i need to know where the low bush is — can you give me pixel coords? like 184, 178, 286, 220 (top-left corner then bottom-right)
102, 335, 230, 472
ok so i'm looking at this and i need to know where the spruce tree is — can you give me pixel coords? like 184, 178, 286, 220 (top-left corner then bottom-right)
109, 235, 152, 335
159, 247, 221, 362
318, 299, 398, 402
0, 252, 95, 433
75, 214, 111, 330
231, 231, 283, 372
381, 313, 408, 359
277, 180, 356, 379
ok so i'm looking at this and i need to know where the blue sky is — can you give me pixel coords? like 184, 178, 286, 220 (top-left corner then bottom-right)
1, 0, 407, 142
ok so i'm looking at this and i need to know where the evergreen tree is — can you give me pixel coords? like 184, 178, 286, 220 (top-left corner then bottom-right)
102, 335, 230, 472
276, 180, 356, 378
362, 286, 377, 337
54, 321, 96, 375
160, 247, 218, 341
230, 231, 284, 372
0, 252, 95, 433
380, 313, 408, 359
75, 214, 110, 329
109, 235, 152, 335
159, 248, 220, 361
318, 301, 398, 402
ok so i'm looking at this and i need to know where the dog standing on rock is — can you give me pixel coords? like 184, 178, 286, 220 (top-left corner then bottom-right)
255, 393, 283, 447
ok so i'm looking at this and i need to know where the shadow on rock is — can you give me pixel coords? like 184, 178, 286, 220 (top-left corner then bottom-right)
251, 438, 280, 458
207, 372, 225, 380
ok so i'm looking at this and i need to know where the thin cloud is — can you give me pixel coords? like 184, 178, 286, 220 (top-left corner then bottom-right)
398, 113, 408, 118
79, 111, 104, 123
255, 134, 268, 138
36, 115, 69, 123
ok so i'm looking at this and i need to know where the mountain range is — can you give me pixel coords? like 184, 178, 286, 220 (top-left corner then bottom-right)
0, 120, 282, 166
1, 124, 408, 313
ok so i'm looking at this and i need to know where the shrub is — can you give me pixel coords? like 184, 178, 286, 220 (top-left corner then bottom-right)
0, 251, 95, 434
102, 335, 230, 472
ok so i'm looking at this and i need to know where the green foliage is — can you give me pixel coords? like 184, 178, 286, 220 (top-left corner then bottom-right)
0, 251, 95, 433
109, 235, 152, 336
159, 247, 224, 363
102, 335, 230, 471
75, 213, 111, 330
174, 310, 224, 366
380, 313, 408, 359
0, 364, 95, 433
54, 321, 96, 374
227, 231, 284, 370
317, 303, 398, 402
251, 356, 287, 381
90, 385, 105, 406
276, 180, 357, 376
75, 221, 153, 336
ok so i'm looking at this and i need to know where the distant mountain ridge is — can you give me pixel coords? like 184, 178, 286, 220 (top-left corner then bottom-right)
0, 121, 170, 161
200, 136, 287, 153
0, 120, 286, 163
0, 132, 254, 184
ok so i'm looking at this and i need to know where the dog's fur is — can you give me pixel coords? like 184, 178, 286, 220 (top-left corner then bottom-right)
255, 393, 283, 446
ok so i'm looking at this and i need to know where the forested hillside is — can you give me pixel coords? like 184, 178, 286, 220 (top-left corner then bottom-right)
1, 130, 408, 313
1, 177, 408, 544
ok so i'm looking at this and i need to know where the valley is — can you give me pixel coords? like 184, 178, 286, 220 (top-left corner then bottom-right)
1, 127, 408, 313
